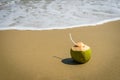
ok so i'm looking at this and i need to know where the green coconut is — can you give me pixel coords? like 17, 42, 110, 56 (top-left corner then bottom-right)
70, 44, 91, 63
69, 33, 91, 64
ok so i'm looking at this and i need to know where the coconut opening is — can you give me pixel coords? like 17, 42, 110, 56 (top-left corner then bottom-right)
74, 45, 79, 47
72, 42, 90, 51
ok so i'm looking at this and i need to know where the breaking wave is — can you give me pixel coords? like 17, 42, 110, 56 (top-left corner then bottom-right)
0, 0, 120, 30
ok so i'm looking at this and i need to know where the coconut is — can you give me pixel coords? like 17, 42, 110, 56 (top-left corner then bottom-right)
69, 33, 91, 64
70, 42, 91, 63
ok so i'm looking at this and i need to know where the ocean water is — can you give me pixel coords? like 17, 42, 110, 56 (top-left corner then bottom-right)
0, 0, 120, 30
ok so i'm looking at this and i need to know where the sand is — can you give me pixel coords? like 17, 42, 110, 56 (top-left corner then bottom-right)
0, 20, 120, 80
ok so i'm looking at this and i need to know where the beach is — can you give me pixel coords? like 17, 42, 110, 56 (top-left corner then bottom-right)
0, 20, 120, 80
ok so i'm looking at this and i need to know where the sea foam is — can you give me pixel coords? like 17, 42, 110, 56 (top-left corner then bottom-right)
0, 0, 120, 30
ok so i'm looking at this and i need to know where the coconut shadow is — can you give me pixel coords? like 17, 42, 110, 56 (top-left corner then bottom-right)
61, 58, 83, 65
53, 56, 82, 65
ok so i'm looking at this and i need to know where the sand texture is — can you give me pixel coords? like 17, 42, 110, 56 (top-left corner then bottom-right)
0, 21, 120, 80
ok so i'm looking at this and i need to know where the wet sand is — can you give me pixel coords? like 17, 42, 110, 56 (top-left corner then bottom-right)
0, 20, 120, 80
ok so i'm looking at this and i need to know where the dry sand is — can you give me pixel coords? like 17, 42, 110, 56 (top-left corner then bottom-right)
0, 20, 120, 80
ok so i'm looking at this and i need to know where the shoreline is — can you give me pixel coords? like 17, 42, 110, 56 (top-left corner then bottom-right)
0, 18, 120, 31
0, 20, 120, 80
